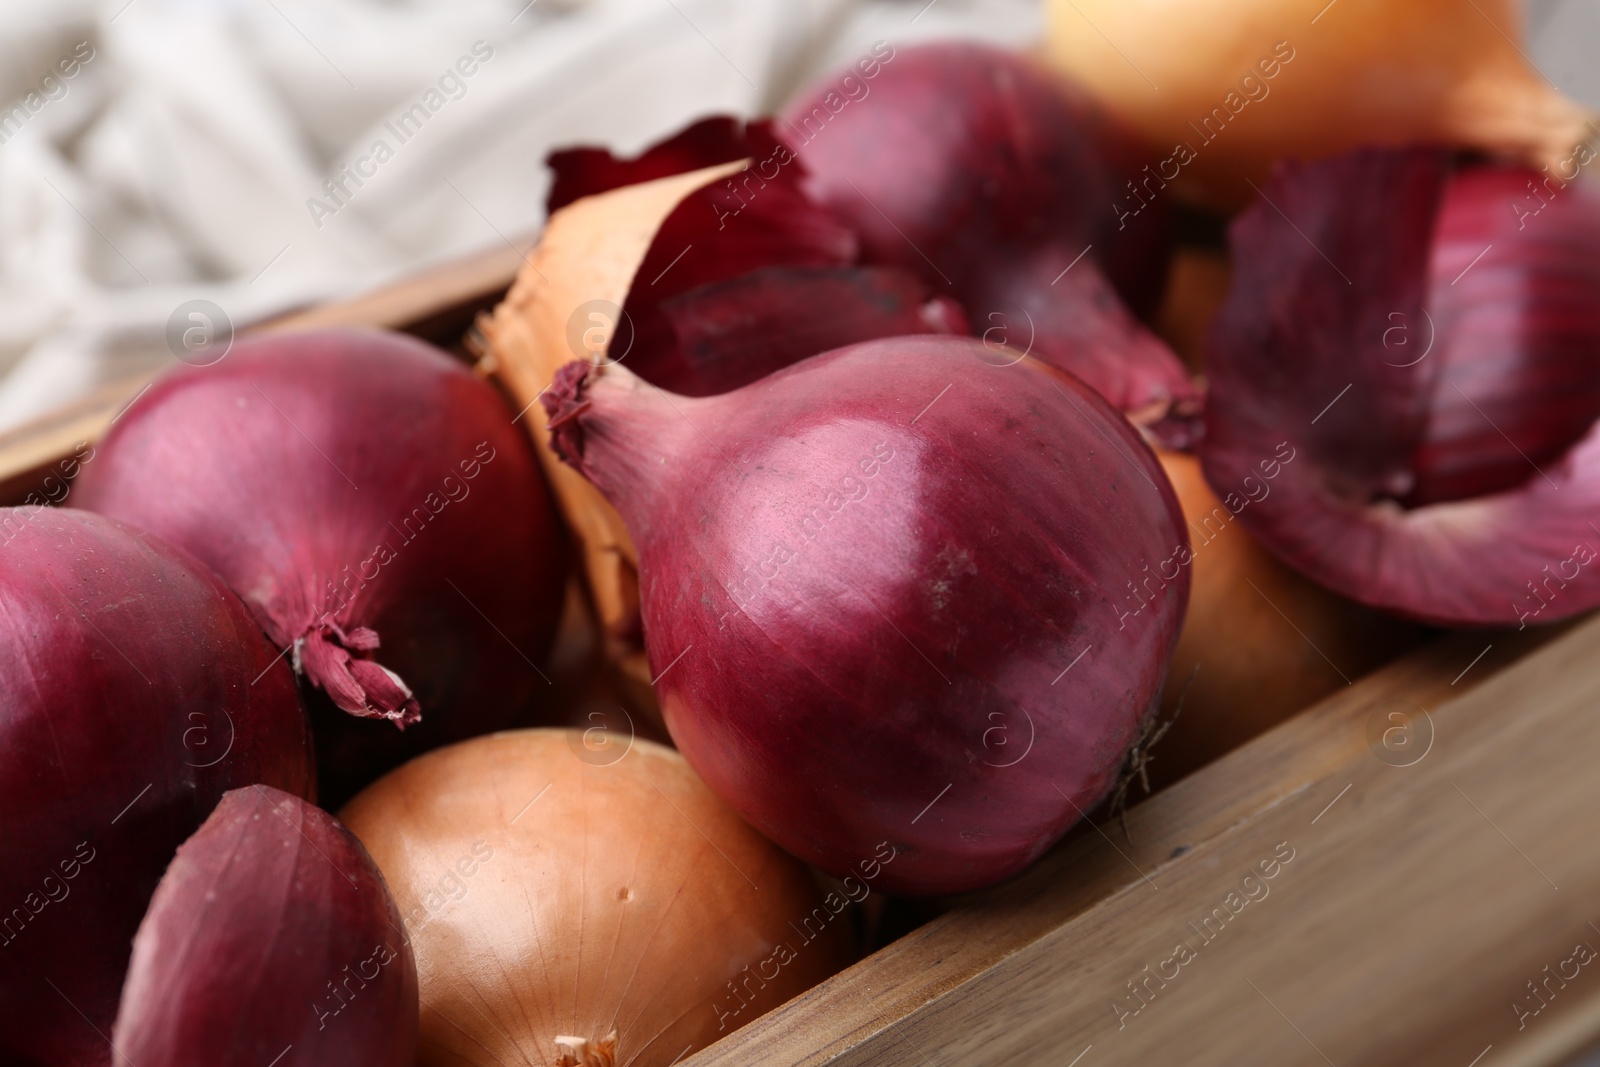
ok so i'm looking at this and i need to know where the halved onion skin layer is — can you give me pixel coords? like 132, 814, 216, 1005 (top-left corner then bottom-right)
0, 508, 311, 1067
112, 787, 418, 1067
1202, 147, 1600, 626
544, 336, 1189, 895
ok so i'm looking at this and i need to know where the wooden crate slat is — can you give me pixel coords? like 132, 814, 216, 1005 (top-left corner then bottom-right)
684, 625, 1600, 1066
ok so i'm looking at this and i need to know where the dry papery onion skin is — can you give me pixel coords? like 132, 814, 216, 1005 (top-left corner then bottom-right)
546, 117, 965, 400
485, 164, 743, 703
1043, 0, 1595, 209
340, 729, 854, 1067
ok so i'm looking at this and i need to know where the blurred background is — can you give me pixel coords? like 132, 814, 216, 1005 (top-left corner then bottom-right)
0, 0, 1046, 432
0, 0, 1592, 433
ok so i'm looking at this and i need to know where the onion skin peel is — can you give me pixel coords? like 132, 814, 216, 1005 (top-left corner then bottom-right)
1202, 147, 1600, 626
546, 117, 964, 398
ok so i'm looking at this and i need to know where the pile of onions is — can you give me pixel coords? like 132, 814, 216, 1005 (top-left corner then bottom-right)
540, 335, 1188, 893
1202, 147, 1600, 626
0, 507, 311, 1065
76, 327, 567, 803
488, 126, 965, 704
1042, 0, 1594, 209
340, 729, 852, 1066
782, 41, 1199, 443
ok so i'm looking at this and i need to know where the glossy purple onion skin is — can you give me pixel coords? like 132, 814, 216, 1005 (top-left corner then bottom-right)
1409, 166, 1600, 505
112, 786, 417, 1066
781, 42, 1197, 431
74, 328, 565, 804
661, 264, 966, 395
549, 116, 970, 399
1202, 148, 1600, 625
544, 337, 1189, 894
0, 508, 312, 1067
547, 115, 781, 213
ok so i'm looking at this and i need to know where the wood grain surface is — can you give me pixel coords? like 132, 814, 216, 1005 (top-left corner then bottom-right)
684, 621, 1600, 1067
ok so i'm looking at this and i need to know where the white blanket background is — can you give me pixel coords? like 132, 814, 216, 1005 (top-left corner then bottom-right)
0, 0, 1040, 429
0, 0, 1590, 431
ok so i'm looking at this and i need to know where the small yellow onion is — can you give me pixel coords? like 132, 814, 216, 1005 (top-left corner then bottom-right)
1148, 451, 1427, 787
1042, 0, 1593, 208
340, 729, 854, 1067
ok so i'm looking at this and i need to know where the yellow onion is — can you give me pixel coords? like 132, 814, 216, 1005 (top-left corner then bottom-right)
340, 729, 854, 1066
1153, 247, 1232, 373
1147, 450, 1427, 787
1042, 0, 1594, 208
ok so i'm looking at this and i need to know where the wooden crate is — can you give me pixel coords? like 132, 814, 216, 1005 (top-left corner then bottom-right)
6, 245, 1600, 1067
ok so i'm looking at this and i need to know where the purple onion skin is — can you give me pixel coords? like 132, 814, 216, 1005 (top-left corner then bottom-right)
111, 787, 417, 1067
1202, 148, 1600, 625
547, 115, 776, 213
1408, 165, 1600, 505
0, 507, 312, 1067
616, 141, 865, 397
548, 117, 971, 399
660, 264, 966, 395
544, 336, 1189, 894
781, 42, 1197, 431
74, 328, 566, 804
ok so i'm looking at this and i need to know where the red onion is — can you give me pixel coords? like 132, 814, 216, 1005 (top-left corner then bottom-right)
0, 507, 311, 1066
547, 117, 964, 396
75, 327, 566, 802
112, 786, 417, 1066
1201, 147, 1600, 626
781, 41, 1200, 441
541, 335, 1189, 894
547, 115, 769, 212
659, 264, 966, 392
